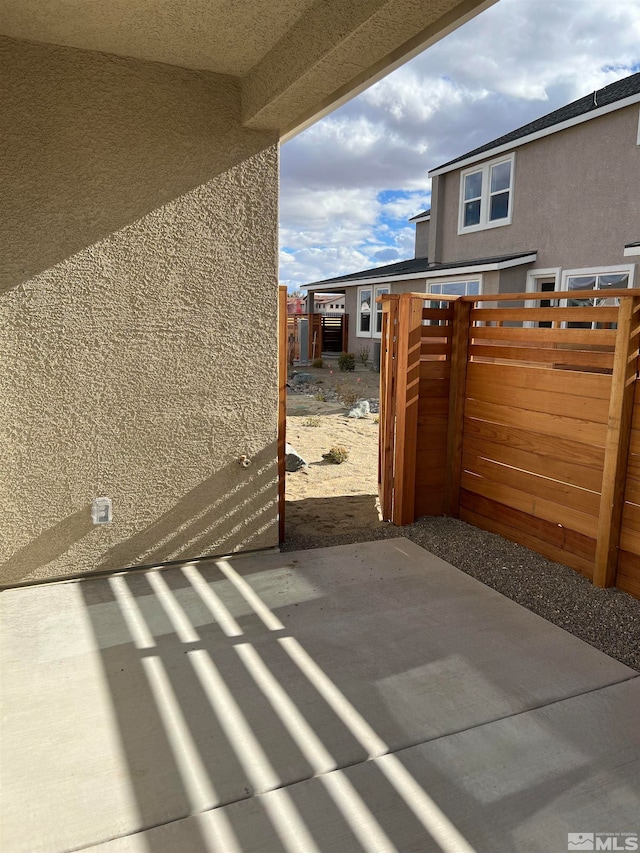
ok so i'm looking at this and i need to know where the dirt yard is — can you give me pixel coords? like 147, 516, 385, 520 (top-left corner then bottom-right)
285, 360, 386, 542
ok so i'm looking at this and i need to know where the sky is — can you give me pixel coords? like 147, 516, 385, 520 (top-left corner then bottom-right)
279, 0, 640, 291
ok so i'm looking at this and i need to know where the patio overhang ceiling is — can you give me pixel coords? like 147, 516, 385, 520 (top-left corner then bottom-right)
0, 0, 495, 139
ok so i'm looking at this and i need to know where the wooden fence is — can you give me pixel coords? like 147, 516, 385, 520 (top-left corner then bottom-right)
379, 290, 640, 597
286, 313, 348, 362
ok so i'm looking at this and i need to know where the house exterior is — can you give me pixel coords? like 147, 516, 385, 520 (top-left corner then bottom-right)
287, 295, 308, 315
313, 293, 345, 315
1, 0, 493, 586
304, 72, 640, 360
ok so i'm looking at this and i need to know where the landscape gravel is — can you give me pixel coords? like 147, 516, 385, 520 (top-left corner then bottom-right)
282, 516, 640, 671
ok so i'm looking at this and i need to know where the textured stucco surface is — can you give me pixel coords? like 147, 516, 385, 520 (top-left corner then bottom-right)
436, 105, 640, 271
0, 0, 494, 137
243, 0, 487, 131
415, 220, 430, 258
0, 39, 280, 585
0, 0, 317, 76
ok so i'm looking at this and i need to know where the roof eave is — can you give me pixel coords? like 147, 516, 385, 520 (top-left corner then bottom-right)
429, 91, 640, 178
303, 252, 537, 290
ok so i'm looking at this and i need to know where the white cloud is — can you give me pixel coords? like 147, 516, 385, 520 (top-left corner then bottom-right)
280, 0, 640, 289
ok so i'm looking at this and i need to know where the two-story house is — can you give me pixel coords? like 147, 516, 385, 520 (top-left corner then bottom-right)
303, 71, 640, 361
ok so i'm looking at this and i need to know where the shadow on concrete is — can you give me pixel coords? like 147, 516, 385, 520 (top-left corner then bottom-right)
72, 542, 639, 851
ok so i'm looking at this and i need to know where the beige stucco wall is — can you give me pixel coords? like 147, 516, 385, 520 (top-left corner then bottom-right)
0, 38, 279, 585
436, 104, 640, 271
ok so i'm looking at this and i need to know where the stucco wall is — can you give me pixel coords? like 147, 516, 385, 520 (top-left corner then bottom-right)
0, 38, 279, 585
415, 220, 430, 258
436, 104, 640, 271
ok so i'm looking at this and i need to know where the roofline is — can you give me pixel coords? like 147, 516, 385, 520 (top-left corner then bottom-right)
409, 214, 431, 223
303, 252, 537, 290
624, 245, 640, 257
428, 91, 640, 178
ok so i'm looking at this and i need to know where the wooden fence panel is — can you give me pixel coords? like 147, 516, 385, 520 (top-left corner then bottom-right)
378, 290, 640, 596
378, 294, 453, 522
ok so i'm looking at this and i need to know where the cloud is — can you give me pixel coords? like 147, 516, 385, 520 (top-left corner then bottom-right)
279, 0, 640, 289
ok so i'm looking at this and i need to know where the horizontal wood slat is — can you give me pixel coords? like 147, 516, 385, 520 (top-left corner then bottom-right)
466, 361, 612, 399
460, 490, 597, 563
616, 551, 640, 597
460, 494, 595, 577
462, 453, 601, 517
461, 471, 598, 538
469, 344, 614, 369
465, 379, 610, 424
463, 416, 605, 470
465, 398, 607, 446
471, 307, 619, 323
421, 343, 452, 357
470, 326, 618, 346
421, 324, 453, 338
463, 434, 604, 493
422, 308, 454, 321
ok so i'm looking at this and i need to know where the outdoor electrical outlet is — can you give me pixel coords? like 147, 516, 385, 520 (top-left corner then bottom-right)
92, 497, 113, 524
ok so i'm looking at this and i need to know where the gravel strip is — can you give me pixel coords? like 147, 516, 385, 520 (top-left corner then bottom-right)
282, 516, 640, 671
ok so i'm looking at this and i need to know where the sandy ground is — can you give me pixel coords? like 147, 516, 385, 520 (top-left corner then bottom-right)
285, 367, 383, 540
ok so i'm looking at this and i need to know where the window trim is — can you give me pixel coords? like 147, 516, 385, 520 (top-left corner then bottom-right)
427, 276, 483, 297
560, 264, 635, 293
357, 284, 389, 338
458, 153, 515, 235
524, 268, 561, 328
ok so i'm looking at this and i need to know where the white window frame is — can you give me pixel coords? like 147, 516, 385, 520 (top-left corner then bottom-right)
524, 268, 561, 327
458, 152, 515, 235
559, 265, 635, 329
560, 264, 636, 296
357, 284, 389, 338
427, 277, 483, 298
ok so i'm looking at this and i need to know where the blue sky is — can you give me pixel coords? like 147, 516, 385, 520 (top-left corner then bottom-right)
279, 0, 640, 290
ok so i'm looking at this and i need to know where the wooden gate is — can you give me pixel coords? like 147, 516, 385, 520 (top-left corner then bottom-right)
321, 315, 348, 353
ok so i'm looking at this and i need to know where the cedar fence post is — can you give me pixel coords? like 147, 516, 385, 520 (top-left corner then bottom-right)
593, 295, 640, 587
393, 294, 423, 526
445, 298, 472, 517
379, 296, 399, 522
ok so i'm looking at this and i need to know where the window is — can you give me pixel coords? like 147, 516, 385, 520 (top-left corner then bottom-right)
429, 279, 480, 303
374, 287, 389, 335
428, 280, 480, 324
357, 285, 389, 337
560, 266, 635, 329
358, 288, 371, 334
459, 153, 515, 234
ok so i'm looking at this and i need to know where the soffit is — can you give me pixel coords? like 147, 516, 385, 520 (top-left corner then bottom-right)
0, 0, 496, 135
0, 0, 318, 76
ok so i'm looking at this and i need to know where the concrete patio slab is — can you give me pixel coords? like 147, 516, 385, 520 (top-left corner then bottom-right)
1, 538, 638, 853
84, 678, 640, 853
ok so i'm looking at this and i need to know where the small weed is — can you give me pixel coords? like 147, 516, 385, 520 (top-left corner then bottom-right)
312, 358, 324, 368
322, 445, 349, 464
303, 416, 321, 427
335, 380, 359, 408
338, 352, 356, 372
373, 415, 380, 424
357, 346, 370, 367
314, 391, 327, 402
